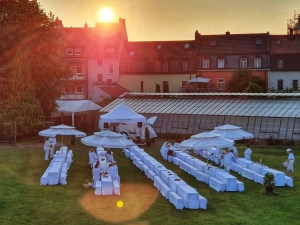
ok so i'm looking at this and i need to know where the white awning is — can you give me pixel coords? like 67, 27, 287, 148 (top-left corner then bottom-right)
188, 77, 211, 83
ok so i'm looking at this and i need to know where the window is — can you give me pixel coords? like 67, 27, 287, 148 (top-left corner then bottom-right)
218, 78, 225, 90
184, 44, 189, 49
75, 47, 82, 55
148, 62, 155, 72
66, 47, 73, 55
64, 86, 70, 94
278, 60, 284, 68
255, 38, 262, 45
277, 80, 283, 90
293, 80, 298, 91
240, 58, 247, 68
276, 40, 281, 45
210, 40, 216, 46
254, 58, 261, 68
109, 65, 114, 74
203, 59, 210, 68
157, 44, 161, 49
182, 61, 188, 71
162, 62, 168, 72
107, 47, 114, 53
76, 85, 83, 94
162, 81, 169, 93
218, 59, 225, 68
97, 58, 102, 65
97, 74, 102, 82
129, 51, 134, 56
125, 62, 132, 72
76, 65, 82, 74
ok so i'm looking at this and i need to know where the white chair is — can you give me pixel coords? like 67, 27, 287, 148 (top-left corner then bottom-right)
113, 180, 120, 195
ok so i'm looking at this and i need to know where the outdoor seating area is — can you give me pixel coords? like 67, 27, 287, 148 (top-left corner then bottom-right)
128, 145, 207, 210
40, 146, 73, 185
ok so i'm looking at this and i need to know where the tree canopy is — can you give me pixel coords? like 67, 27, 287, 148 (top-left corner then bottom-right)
0, 0, 70, 135
227, 69, 266, 92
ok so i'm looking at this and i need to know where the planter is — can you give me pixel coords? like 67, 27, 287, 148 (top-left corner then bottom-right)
265, 187, 273, 194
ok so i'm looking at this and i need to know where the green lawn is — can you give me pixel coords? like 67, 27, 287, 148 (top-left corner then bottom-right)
0, 138, 299, 225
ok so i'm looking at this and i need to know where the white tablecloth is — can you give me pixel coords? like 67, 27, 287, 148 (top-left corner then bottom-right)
48, 167, 60, 185
236, 158, 252, 169
215, 171, 237, 191
177, 152, 190, 161
204, 166, 224, 177
194, 160, 207, 173
185, 157, 198, 167
249, 163, 269, 175
177, 185, 200, 209
153, 164, 168, 176
160, 170, 177, 185
241, 167, 257, 180
101, 174, 113, 195
262, 168, 286, 186
168, 177, 187, 192
231, 163, 243, 174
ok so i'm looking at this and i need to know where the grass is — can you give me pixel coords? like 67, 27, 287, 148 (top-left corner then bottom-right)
0, 137, 299, 225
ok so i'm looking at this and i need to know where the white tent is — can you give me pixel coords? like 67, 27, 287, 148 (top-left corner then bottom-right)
56, 100, 102, 126
99, 103, 147, 139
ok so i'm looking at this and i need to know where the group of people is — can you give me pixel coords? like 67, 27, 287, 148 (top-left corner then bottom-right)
89, 148, 114, 166
43, 137, 57, 160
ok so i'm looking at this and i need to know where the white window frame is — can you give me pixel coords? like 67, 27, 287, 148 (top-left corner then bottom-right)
254, 58, 261, 68
129, 51, 134, 56
76, 85, 83, 94
148, 62, 155, 72
203, 59, 210, 69
182, 61, 188, 71
75, 65, 82, 74
66, 47, 73, 55
240, 58, 247, 68
74, 47, 82, 55
109, 64, 114, 74
162, 62, 168, 72
184, 44, 189, 49
278, 60, 284, 68
218, 59, 225, 68
218, 78, 225, 90
125, 62, 131, 72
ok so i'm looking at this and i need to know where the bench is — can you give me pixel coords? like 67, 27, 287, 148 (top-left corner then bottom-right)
169, 191, 184, 210
113, 180, 120, 195
145, 170, 156, 180
187, 165, 199, 177
195, 171, 210, 184
209, 177, 226, 192
173, 157, 182, 166
254, 173, 264, 185
285, 176, 293, 187
95, 180, 102, 195
236, 180, 245, 192
124, 149, 130, 158
60, 172, 67, 185
199, 195, 208, 209
40, 172, 48, 185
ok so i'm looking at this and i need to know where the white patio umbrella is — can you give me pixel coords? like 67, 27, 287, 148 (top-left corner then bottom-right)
39, 124, 86, 145
180, 132, 234, 166
211, 124, 254, 140
81, 130, 136, 148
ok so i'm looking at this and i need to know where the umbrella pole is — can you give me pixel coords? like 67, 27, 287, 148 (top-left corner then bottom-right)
206, 149, 208, 167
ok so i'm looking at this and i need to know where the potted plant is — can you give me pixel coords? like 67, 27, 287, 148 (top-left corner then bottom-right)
71, 136, 76, 145
145, 127, 151, 147
263, 172, 275, 194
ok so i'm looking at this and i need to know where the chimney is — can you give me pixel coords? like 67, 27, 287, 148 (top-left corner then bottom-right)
84, 23, 88, 28
226, 31, 230, 35
195, 30, 200, 41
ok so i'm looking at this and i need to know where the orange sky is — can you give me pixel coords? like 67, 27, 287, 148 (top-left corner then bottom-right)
39, 0, 300, 41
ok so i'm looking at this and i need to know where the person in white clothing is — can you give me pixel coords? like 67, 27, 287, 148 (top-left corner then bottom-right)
43, 137, 51, 160
224, 149, 235, 173
229, 145, 238, 158
173, 139, 180, 149
48, 136, 56, 158
286, 149, 295, 175
121, 132, 127, 139
89, 149, 98, 167
106, 149, 114, 162
108, 161, 120, 184
244, 145, 252, 161
214, 148, 223, 165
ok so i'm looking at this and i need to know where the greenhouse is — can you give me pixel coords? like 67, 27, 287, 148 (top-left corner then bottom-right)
100, 93, 300, 141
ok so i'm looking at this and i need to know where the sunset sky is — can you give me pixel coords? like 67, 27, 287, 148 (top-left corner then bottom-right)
38, 0, 300, 41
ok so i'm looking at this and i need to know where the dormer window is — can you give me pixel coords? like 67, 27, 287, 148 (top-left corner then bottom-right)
129, 51, 134, 56
276, 40, 281, 44
210, 40, 216, 46
255, 38, 262, 45
157, 44, 161, 49
66, 47, 73, 55
107, 47, 114, 53
184, 43, 189, 49
75, 47, 82, 55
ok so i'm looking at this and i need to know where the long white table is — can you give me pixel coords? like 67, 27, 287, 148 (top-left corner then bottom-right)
160, 170, 177, 185
204, 166, 224, 177
185, 156, 198, 167
215, 171, 237, 191
177, 185, 200, 209
101, 174, 113, 195
236, 158, 252, 169
48, 167, 60, 185
249, 163, 269, 174
168, 177, 187, 193
176, 152, 190, 161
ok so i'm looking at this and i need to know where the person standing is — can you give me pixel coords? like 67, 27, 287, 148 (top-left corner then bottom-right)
244, 145, 252, 161
49, 136, 56, 159
286, 149, 295, 175
224, 149, 235, 173
44, 137, 51, 160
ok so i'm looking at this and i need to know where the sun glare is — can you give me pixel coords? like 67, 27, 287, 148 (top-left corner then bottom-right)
99, 7, 113, 22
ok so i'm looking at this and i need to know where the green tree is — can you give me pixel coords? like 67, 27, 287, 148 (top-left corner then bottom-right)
244, 82, 264, 93
0, 0, 70, 135
227, 69, 265, 92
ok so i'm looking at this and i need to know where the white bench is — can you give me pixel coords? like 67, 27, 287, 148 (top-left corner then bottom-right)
40, 172, 48, 185
195, 171, 210, 184
241, 167, 257, 180
199, 195, 208, 209
95, 180, 102, 195
145, 170, 156, 180
236, 180, 245, 192
113, 180, 120, 195
231, 163, 243, 174
167, 155, 173, 162
60, 172, 67, 185
159, 181, 172, 199
173, 157, 182, 166
124, 149, 130, 158
285, 176, 293, 187
187, 165, 199, 177
169, 191, 184, 210
135, 160, 144, 171
209, 177, 226, 192
179, 161, 189, 172
254, 173, 264, 185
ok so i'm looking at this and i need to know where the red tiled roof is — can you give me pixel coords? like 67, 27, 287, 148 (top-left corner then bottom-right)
270, 34, 300, 54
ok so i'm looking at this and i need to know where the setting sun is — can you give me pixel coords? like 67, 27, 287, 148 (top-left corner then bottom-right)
99, 7, 113, 22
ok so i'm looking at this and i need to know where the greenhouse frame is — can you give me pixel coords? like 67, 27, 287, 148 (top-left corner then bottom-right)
100, 93, 300, 141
